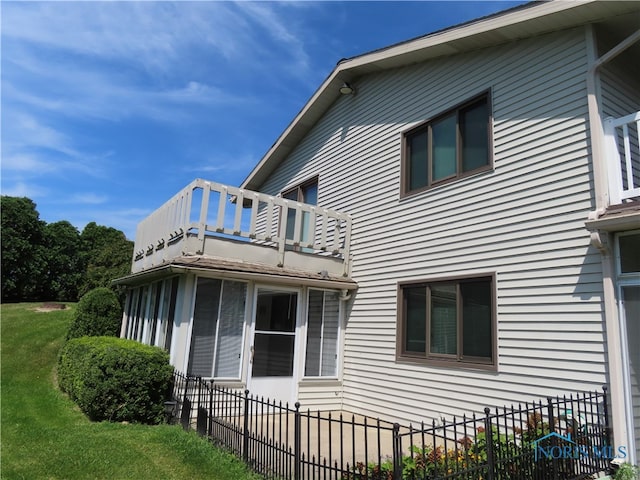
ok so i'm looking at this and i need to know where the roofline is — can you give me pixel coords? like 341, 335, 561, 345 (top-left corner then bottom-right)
240, 0, 636, 191
113, 262, 358, 290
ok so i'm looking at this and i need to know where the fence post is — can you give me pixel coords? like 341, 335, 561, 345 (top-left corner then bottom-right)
547, 396, 559, 480
601, 386, 612, 446
180, 375, 192, 430
243, 389, 250, 464
392, 423, 402, 480
294, 402, 301, 480
601, 385, 614, 474
484, 408, 495, 480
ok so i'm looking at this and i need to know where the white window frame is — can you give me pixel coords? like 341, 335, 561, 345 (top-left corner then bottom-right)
302, 288, 342, 380
185, 276, 249, 381
615, 230, 640, 466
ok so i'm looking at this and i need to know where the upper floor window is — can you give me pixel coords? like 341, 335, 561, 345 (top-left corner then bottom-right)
402, 93, 492, 196
397, 274, 496, 369
282, 177, 318, 244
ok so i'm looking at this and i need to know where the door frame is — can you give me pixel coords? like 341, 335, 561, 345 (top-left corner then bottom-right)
246, 284, 304, 404
615, 231, 640, 466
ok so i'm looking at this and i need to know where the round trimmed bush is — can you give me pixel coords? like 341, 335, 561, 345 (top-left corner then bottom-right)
66, 287, 122, 340
58, 336, 173, 424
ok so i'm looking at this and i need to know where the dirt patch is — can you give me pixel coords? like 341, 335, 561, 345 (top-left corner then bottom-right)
35, 303, 67, 312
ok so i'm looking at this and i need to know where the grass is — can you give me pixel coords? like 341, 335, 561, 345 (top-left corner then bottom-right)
1, 302, 259, 480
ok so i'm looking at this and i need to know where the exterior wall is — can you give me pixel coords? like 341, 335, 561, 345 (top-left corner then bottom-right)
121, 273, 346, 409
600, 66, 640, 119
256, 28, 609, 423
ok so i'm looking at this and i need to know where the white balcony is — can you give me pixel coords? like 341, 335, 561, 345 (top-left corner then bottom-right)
604, 111, 640, 205
132, 179, 352, 278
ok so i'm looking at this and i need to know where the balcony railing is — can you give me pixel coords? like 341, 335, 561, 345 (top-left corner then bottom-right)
133, 179, 352, 276
604, 111, 640, 205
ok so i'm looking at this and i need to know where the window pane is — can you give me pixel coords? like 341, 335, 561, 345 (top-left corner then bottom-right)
305, 290, 324, 376
408, 129, 428, 191
188, 278, 222, 377
252, 334, 295, 377
149, 282, 162, 346
302, 183, 318, 205
461, 280, 492, 359
256, 291, 297, 332
214, 281, 246, 378
405, 286, 426, 353
163, 277, 179, 352
430, 284, 457, 355
461, 99, 489, 172
136, 286, 148, 342
432, 114, 457, 181
620, 234, 640, 273
321, 292, 339, 376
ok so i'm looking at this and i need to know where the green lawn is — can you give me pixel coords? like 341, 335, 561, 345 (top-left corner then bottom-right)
1, 303, 259, 480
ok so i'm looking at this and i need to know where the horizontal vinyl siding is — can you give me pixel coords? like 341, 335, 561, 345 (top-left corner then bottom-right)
258, 28, 606, 424
297, 382, 343, 410
600, 60, 640, 120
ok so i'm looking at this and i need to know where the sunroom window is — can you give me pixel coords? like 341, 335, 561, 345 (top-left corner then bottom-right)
187, 277, 247, 379
305, 289, 340, 377
403, 93, 491, 195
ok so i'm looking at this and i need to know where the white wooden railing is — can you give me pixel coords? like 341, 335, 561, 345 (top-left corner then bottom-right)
133, 179, 351, 275
604, 111, 640, 205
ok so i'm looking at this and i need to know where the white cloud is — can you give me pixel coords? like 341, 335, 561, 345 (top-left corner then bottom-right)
1, 153, 56, 174
68, 193, 109, 205
2, 114, 110, 179
0, 181, 49, 199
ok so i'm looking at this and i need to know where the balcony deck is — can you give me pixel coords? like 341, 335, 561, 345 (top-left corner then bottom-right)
131, 179, 352, 279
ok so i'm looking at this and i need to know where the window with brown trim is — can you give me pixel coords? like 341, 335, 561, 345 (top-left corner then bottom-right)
402, 93, 492, 195
282, 177, 318, 244
398, 275, 496, 369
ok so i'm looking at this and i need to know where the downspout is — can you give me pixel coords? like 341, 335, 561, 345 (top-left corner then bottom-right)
584, 24, 640, 459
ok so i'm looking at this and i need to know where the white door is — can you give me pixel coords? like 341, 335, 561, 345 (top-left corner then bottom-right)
248, 288, 299, 404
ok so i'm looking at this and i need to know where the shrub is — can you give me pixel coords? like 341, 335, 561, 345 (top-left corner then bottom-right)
58, 336, 173, 424
66, 287, 122, 340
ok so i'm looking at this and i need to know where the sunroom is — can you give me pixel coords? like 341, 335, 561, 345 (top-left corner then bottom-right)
115, 179, 356, 405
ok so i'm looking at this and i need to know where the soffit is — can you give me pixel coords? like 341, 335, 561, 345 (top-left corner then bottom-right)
113, 255, 358, 290
241, 0, 640, 192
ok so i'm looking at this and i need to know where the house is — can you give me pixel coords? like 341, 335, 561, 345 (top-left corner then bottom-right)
116, 0, 640, 466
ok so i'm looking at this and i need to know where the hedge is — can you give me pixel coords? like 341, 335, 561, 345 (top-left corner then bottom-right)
58, 336, 173, 424
66, 287, 122, 340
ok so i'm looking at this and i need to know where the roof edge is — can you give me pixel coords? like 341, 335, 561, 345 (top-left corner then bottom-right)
240, 0, 623, 191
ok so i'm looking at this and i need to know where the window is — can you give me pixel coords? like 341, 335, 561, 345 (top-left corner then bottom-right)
305, 290, 340, 377
124, 277, 179, 354
160, 277, 179, 352
282, 178, 318, 245
187, 277, 247, 379
402, 93, 491, 195
398, 275, 496, 368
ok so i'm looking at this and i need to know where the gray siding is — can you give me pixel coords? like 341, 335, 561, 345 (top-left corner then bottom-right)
260, 28, 608, 423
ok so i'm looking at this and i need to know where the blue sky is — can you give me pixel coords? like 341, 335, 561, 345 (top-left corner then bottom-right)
2, 1, 525, 240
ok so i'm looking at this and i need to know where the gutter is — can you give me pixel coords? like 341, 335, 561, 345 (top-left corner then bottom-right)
113, 263, 357, 291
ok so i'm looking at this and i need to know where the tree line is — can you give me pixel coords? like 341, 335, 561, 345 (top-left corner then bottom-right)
1, 196, 134, 303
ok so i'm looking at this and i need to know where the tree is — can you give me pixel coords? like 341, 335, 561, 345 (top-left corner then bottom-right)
79, 222, 133, 299
66, 287, 123, 340
1, 198, 133, 303
1, 196, 47, 302
43, 221, 84, 301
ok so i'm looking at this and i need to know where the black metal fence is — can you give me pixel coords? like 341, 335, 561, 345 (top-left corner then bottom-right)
166, 372, 612, 480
